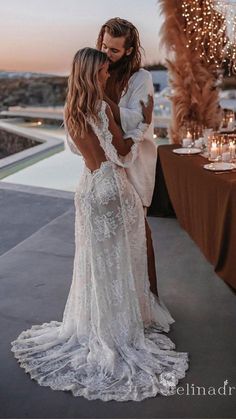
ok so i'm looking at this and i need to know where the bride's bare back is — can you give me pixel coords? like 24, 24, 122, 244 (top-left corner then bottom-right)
66, 105, 135, 173
71, 124, 108, 173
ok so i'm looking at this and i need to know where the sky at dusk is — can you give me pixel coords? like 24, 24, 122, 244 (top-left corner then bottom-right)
0, 0, 164, 75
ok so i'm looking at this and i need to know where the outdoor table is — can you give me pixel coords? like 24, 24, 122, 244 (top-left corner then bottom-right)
148, 144, 236, 290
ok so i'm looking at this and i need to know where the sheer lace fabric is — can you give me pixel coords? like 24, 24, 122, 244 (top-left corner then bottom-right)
11, 101, 189, 401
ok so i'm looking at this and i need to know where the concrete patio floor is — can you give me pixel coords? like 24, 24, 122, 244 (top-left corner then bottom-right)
0, 181, 235, 419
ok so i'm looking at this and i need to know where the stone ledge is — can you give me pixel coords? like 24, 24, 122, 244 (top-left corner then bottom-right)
0, 118, 64, 178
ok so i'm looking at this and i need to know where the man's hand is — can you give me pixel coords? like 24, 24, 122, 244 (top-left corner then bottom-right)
140, 94, 154, 125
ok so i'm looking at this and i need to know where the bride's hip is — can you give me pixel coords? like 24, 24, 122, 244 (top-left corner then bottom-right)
74, 161, 141, 209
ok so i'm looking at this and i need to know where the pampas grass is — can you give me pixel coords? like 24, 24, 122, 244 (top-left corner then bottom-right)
159, 0, 223, 143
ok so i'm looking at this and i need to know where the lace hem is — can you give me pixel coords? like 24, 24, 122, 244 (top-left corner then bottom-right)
11, 320, 189, 402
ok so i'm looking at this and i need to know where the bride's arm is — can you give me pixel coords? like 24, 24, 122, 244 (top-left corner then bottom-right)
105, 105, 134, 156
105, 96, 153, 157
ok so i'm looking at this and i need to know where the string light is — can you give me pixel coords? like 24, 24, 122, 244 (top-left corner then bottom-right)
181, 0, 236, 74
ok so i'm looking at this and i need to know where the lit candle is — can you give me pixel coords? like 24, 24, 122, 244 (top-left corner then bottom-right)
210, 141, 218, 159
186, 131, 192, 139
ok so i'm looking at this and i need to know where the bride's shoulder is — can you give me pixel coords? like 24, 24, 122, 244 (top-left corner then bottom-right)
87, 101, 113, 132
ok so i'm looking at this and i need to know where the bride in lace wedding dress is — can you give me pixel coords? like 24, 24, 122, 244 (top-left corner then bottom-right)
11, 48, 189, 402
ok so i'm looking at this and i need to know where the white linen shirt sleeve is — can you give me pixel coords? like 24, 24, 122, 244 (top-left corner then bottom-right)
119, 69, 154, 133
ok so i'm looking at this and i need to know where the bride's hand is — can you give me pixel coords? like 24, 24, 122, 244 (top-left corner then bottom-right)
140, 94, 154, 125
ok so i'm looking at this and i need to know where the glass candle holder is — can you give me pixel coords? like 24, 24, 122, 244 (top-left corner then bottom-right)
209, 140, 220, 161
181, 124, 193, 147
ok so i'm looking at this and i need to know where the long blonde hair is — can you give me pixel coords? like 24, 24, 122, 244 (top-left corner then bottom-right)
64, 48, 108, 138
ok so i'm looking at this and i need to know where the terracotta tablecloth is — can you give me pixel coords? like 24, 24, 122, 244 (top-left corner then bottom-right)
148, 144, 236, 290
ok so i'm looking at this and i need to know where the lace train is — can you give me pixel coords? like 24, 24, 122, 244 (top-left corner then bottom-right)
11, 317, 188, 401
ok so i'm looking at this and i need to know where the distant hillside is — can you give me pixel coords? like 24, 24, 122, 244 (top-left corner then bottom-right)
0, 71, 57, 79
0, 72, 68, 111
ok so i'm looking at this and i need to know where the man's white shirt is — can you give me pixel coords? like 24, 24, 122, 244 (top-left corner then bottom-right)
119, 68, 157, 208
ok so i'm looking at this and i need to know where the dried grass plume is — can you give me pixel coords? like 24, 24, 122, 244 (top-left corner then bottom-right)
159, 0, 223, 143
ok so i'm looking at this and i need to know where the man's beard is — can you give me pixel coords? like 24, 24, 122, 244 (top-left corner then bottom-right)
105, 55, 130, 102
108, 55, 128, 72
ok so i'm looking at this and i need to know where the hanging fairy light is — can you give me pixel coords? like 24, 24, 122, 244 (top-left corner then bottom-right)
215, 0, 236, 73
181, 0, 236, 74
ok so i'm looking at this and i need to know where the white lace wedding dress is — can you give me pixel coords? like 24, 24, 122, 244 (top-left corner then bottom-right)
11, 101, 189, 402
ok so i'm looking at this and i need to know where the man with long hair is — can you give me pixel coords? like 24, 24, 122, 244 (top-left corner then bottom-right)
97, 17, 158, 297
